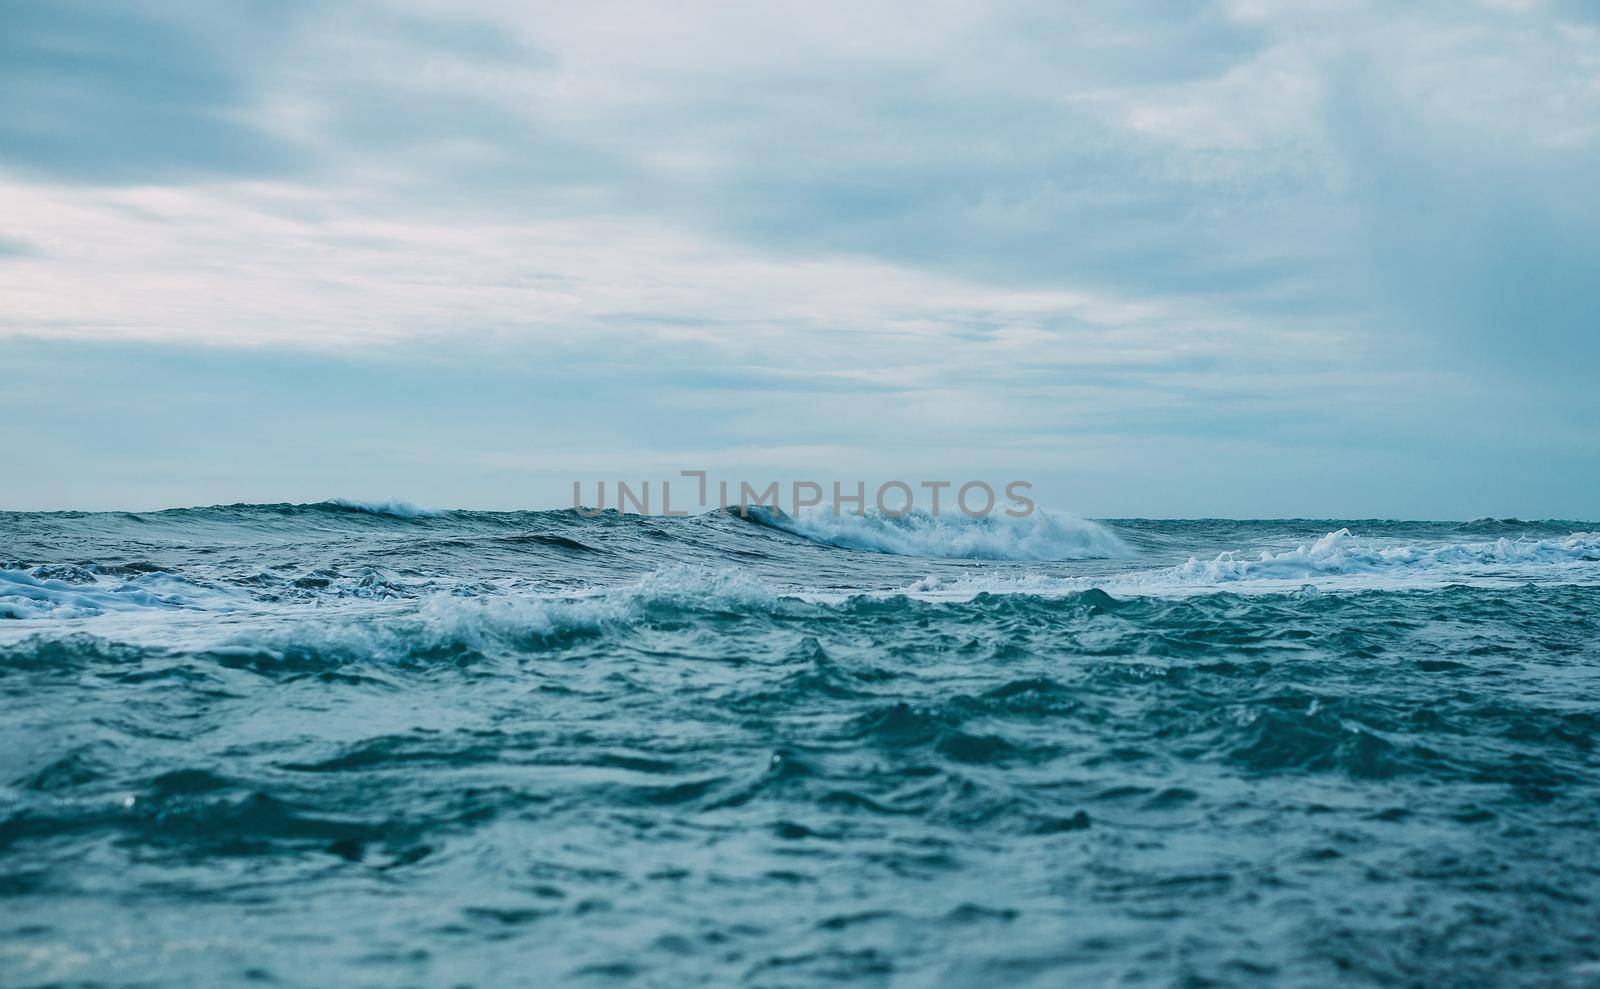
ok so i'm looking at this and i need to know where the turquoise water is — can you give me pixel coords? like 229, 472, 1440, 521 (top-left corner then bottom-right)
3, 504, 1600, 986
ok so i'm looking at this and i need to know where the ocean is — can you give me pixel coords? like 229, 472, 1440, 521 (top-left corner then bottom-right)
3, 503, 1599, 987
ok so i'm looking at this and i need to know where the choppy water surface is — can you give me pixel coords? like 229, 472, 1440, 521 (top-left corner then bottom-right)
4, 503, 1600, 987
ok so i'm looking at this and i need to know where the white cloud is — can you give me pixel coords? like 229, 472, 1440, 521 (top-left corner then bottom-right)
1, 0, 1597, 513
0, 174, 1225, 361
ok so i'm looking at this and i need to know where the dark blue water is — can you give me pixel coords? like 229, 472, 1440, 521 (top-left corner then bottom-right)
3, 503, 1600, 986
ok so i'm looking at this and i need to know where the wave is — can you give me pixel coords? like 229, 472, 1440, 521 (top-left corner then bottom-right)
321, 498, 443, 519
748, 507, 1130, 561
0, 559, 438, 619
195, 566, 784, 669
1454, 516, 1587, 537
9, 512, 1596, 626
0, 565, 227, 619
905, 529, 1600, 598
420, 565, 778, 642
1163, 528, 1600, 581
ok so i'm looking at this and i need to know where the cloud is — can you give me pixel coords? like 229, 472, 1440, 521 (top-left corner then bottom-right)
0, 1, 304, 182
0, 0, 1595, 514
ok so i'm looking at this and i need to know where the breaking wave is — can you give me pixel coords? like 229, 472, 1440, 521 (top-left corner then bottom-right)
1162, 528, 1600, 582
0, 565, 229, 619
410, 565, 780, 650
749, 507, 1131, 561
322, 497, 443, 519
905, 528, 1600, 598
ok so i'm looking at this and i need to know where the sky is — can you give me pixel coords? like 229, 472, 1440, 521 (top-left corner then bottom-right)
1, 0, 1597, 518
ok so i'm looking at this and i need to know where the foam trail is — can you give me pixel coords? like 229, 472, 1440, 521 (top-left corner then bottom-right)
755, 507, 1131, 561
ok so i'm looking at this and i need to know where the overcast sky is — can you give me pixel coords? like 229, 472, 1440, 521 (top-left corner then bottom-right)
2, 0, 1597, 517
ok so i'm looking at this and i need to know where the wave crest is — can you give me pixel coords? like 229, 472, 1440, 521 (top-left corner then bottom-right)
198, 566, 785, 670
752, 508, 1130, 561
1168, 528, 1600, 583
1, 565, 225, 619
905, 529, 1600, 598
322, 498, 443, 519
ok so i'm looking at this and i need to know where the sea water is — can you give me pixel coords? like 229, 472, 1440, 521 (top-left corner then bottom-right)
3, 503, 1599, 986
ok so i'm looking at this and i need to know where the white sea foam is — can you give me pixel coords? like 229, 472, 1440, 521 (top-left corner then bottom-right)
419, 565, 779, 644
0, 566, 227, 619
324, 498, 443, 519
763, 508, 1131, 561
1160, 528, 1600, 583
160, 566, 780, 661
902, 529, 1600, 599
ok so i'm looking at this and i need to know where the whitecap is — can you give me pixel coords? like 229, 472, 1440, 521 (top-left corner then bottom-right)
323, 498, 443, 519
758, 507, 1130, 561
901, 529, 1600, 599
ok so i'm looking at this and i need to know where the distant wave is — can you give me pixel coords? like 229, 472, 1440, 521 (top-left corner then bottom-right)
1454, 517, 1585, 537
322, 498, 443, 519
9, 511, 1598, 624
748, 507, 1131, 561
1161, 528, 1600, 583
906, 528, 1600, 597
